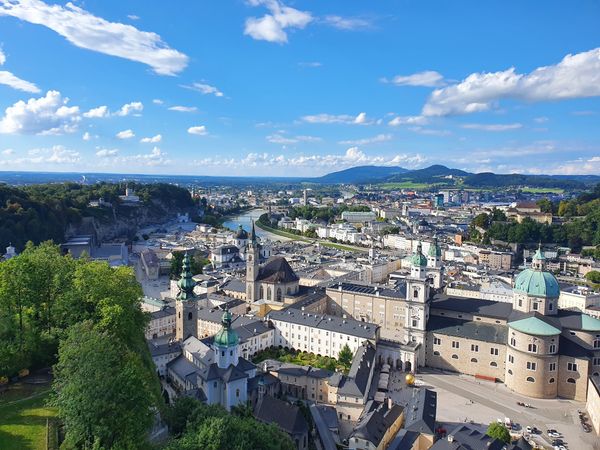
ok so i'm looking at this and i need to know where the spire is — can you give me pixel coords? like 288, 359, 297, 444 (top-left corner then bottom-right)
531, 243, 546, 270
177, 253, 196, 300
250, 220, 257, 242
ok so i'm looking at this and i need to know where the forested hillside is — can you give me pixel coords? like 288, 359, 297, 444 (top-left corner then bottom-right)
0, 182, 195, 251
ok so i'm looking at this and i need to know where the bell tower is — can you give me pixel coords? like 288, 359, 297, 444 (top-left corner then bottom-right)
245, 221, 260, 302
175, 253, 198, 341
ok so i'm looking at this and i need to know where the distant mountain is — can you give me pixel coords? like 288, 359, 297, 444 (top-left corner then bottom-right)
464, 173, 587, 189
313, 165, 409, 184
388, 164, 470, 182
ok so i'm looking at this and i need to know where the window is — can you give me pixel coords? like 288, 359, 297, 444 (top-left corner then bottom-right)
276, 288, 282, 302
508, 355, 514, 364
567, 378, 576, 384
230, 350, 233, 356
267, 288, 271, 301
221, 351, 225, 357
549, 344, 556, 353
213, 381, 217, 388
532, 302, 539, 311
528, 344, 537, 353
471, 358, 478, 363
236, 388, 240, 398
549, 303, 553, 311
490, 361, 497, 367
471, 344, 479, 352
549, 377, 555, 383
413, 289, 419, 298
526, 376, 535, 382
412, 319, 418, 327
518, 299, 522, 307
452, 341, 460, 349
508, 369, 513, 375
433, 337, 441, 345
568, 362, 578, 372
549, 362, 556, 371
527, 362, 537, 371
594, 339, 600, 349
433, 351, 440, 356
510, 338, 516, 346
451, 354, 458, 359
593, 357, 600, 366
188, 312, 193, 320
490, 347, 499, 356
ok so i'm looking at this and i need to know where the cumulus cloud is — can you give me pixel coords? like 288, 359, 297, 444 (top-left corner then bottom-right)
2, 148, 14, 155
0, 90, 80, 135
423, 47, 600, 116
0, 0, 188, 75
124, 146, 170, 166
301, 112, 373, 125
188, 125, 208, 135
338, 134, 392, 146
0, 145, 79, 165
388, 115, 428, 126
152, 99, 163, 105
0, 47, 40, 92
461, 123, 523, 132
181, 82, 224, 97
322, 15, 372, 31
383, 70, 445, 87
96, 148, 119, 157
168, 105, 197, 112
193, 148, 426, 173
82, 131, 93, 141
140, 134, 161, 143
83, 105, 109, 118
244, 0, 312, 44
115, 101, 143, 116
116, 129, 134, 139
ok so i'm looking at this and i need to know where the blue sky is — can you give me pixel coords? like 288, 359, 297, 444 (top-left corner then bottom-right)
0, 0, 599, 177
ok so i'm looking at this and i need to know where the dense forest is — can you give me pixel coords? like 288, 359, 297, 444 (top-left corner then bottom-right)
287, 204, 371, 223
0, 182, 195, 251
469, 184, 600, 253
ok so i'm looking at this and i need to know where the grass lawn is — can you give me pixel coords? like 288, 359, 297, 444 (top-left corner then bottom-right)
0, 384, 57, 450
252, 348, 350, 374
377, 182, 431, 190
521, 187, 565, 194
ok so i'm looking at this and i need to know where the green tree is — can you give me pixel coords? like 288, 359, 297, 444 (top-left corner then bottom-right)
536, 198, 554, 214
486, 422, 511, 444
585, 270, 600, 284
52, 322, 158, 449
338, 344, 353, 368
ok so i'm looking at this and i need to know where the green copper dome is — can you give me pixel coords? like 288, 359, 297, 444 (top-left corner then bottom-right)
214, 309, 239, 347
177, 253, 196, 300
411, 242, 427, 267
509, 316, 561, 336
514, 269, 560, 298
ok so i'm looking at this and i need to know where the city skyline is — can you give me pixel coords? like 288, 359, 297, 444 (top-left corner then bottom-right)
1, 0, 600, 176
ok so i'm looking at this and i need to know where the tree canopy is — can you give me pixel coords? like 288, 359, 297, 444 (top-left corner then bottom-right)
486, 422, 511, 444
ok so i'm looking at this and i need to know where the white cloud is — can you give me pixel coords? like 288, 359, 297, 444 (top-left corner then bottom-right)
266, 133, 322, 144
0, 145, 79, 165
322, 15, 372, 31
301, 112, 373, 125
140, 134, 161, 143
116, 129, 135, 139
182, 82, 224, 97
408, 127, 451, 136
0, 46, 40, 92
339, 134, 392, 146
123, 146, 170, 166
95, 148, 119, 157
83, 105, 109, 118
534, 116, 549, 123
127, 14, 139, 21
244, 0, 312, 44
423, 47, 600, 116
115, 101, 143, 116
82, 131, 92, 141
1, 148, 14, 155
0, 0, 188, 75
188, 125, 208, 135
168, 105, 197, 112
298, 61, 322, 68
383, 70, 445, 87
461, 123, 523, 132
0, 90, 80, 135
193, 148, 426, 172
388, 115, 428, 126
152, 99, 163, 105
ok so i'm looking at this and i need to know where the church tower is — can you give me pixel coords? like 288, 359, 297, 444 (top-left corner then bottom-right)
175, 253, 198, 341
214, 309, 240, 368
245, 222, 260, 302
405, 242, 430, 360
426, 237, 444, 289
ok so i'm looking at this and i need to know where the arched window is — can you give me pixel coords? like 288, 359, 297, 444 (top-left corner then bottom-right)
490, 361, 497, 367
413, 289, 419, 299
451, 354, 458, 359
471, 358, 478, 363
594, 339, 600, 349
567, 378, 576, 384
188, 312, 193, 320
277, 288, 282, 302
267, 288, 271, 301
593, 372, 599, 377
549, 377, 555, 383
526, 377, 535, 383
508, 369, 513, 375
259, 285, 264, 299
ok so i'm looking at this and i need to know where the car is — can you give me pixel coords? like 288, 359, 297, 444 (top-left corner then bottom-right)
525, 426, 533, 433
552, 439, 564, 446
548, 431, 561, 438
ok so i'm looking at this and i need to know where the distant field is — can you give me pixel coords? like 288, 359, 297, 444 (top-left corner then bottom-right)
521, 187, 565, 194
378, 182, 431, 190
0, 384, 57, 450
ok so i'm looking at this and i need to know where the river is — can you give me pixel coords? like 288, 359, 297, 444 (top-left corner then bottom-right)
222, 209, 290, 241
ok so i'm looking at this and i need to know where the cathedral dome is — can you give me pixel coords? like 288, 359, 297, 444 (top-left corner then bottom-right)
514, 269, 560, 298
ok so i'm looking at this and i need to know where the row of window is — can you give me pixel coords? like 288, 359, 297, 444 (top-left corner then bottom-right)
507, 370, 578, 385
